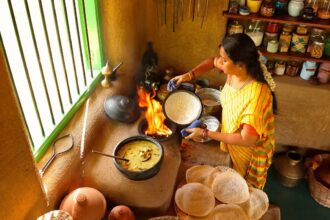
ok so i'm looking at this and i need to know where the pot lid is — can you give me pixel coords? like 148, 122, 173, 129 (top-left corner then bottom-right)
163, 90, 202, 126
104, 95, 140, 123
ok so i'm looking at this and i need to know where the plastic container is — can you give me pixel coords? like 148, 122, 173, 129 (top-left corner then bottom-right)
300, 61, 317, 80
247, 0, 263, 13
288, 0, 304, 17
245, 20, 265, 46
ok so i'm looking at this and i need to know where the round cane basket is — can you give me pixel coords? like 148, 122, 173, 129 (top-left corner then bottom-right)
307, 168, 330, 208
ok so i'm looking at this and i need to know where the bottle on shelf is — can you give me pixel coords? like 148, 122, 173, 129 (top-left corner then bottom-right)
227, 20, 244, 35
286, 61, 301, 76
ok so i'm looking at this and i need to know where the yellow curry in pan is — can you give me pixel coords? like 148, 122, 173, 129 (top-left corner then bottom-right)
116, 140, 161, 172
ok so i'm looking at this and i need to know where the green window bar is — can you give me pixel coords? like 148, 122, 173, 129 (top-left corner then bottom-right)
0, 0, 105, 161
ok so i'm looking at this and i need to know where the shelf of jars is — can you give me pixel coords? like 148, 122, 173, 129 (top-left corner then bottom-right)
258, 47, 330, 62
223, 11, 330, 29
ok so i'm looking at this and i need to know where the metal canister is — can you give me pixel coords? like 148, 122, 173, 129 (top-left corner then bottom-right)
310, 40, 324, 58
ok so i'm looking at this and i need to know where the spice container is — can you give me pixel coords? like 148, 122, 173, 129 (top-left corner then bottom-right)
301, 6, 316, 19
266, 22, 280, 33
263, 32, 279, 47
291, 27, 309, 53
260, 0, 276, 17
288, 0, 304, 17
275, 0, 289, 15
245, 20, 265, 47
227, 20, 244, 35
305, 0, 318, 14
307, 28, 325, 53
317, 63, 330, 83
229, 0, 240, 13
310, 40, 324, 58
300, 61, 317, 80
247, 0, 263, 13
266, 60, 276, 75
267, 40, 280, 53
318, 0, 330, 19
275, 60, 286, 75
279, 31, 292, 52
286, 61, 301, 76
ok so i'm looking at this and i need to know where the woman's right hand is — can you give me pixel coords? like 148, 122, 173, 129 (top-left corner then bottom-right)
171, 72, 192, 87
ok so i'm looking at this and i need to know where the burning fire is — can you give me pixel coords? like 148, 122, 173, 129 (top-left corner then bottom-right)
137, 86, 172, 137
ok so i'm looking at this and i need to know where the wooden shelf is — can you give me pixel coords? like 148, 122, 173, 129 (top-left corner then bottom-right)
223, 11, 330, 63
259, 47, 330, 63
223, 11, 330, 29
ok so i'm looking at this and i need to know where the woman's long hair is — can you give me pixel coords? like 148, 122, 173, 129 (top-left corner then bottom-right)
221, 33, 277, 113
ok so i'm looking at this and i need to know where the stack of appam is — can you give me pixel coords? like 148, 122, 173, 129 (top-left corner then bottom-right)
175, 165, 269, 220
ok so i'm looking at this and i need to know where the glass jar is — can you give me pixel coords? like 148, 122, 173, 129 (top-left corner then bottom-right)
305, 0, 318, 14
318, 0, 330, 19
296, 24, 309, 35
245, 20, 265, 47
263, 32, 279, 47
229, 0, 240, 14
267, 40, 280, 53
310, 40, 324, 58
275, 0, 289, 15
275, 60, 286, 75
282, 24, 296, 33
260, 0, 276, 17
317, 62, 330, 83
286, 61, 301, 76
247, 0, 263, 13
227, 20, 244, 35
288, 0, 304, 17
307, 28, 325, 52
279, 31, 292, 52
266, 60, 276, 75
300, 61, 317, 80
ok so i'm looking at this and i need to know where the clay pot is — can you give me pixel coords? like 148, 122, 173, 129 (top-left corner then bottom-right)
314, 154, 330, 188
274, 150, 306, 187
59, 187, 107, 220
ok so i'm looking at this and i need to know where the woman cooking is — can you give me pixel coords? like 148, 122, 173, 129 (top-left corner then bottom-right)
169, 33, 277, 190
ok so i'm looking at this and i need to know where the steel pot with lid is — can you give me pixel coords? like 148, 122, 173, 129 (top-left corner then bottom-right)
104, 95, 140, 123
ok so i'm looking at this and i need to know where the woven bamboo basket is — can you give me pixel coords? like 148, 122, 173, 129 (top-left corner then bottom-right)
307, 169, 330, 208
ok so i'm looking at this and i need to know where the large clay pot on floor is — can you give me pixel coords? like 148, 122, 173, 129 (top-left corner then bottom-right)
59, 187, 106, 220
274, 150, 306, 187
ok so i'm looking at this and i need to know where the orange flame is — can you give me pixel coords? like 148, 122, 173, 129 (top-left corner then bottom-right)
137, 86, 172, 136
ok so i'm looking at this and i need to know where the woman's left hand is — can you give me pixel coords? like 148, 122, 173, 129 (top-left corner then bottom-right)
185, 127, 204, 142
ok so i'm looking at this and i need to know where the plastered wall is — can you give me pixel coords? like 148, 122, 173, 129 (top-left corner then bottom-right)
0, 41, 48, 219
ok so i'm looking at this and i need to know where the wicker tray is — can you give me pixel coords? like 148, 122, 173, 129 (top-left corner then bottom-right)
307, 169, 330, 208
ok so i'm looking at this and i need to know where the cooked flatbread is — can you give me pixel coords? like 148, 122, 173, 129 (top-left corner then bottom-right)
239, 187, 269, 220
186, 165, 215, 184
212, 171, 249, 204
175, 182, 215, 217
204, 166, 236, 188
212, 204, 249, 220
187, 212, 213, 220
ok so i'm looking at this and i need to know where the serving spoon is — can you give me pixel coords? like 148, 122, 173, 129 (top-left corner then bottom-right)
92, 150, 130, 162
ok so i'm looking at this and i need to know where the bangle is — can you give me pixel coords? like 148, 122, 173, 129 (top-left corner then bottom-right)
188, 71, 195, 81
202, 128, 209, 140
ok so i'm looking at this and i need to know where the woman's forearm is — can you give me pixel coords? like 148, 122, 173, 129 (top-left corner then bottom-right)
190, 57, 215, 77
207, 130, 257, 147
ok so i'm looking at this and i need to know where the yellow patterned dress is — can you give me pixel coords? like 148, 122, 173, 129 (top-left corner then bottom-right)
220, 81, 275, 189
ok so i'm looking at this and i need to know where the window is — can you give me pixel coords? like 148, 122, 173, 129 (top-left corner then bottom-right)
0, 0, 104, 161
